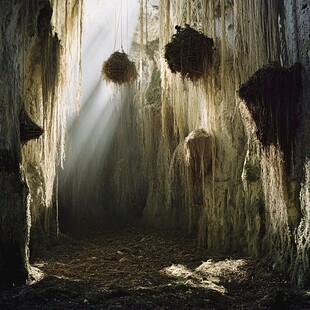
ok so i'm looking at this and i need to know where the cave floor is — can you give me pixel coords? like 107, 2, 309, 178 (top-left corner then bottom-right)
0, 227, 308, 309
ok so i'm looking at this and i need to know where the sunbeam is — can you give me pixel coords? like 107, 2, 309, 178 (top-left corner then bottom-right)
59, 0, 140, 229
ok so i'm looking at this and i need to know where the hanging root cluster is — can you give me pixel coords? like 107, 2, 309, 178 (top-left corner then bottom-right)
164, 25, 214, 81
238, 62, 302, 165
19, 109, 44, 143
185, 128, 213, 204
102, 51, 137, 84
181, 128, 214, 233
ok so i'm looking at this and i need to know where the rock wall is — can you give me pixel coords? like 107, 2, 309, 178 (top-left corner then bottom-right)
0, 0, 82, 286
21, 0, 83, 257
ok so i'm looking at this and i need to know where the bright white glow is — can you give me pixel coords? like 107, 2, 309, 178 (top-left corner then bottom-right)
63, 0, 139, 173
82, 0, 140, 102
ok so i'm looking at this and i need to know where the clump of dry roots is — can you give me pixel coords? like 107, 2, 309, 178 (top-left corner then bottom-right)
102, 51, 137, 84
238, 62, 302, 165
19, 108, 44, 143
185, 127, 213, 203
164, 25, 214, 81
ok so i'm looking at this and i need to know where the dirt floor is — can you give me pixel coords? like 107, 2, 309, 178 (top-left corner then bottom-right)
0, 227, 309, 309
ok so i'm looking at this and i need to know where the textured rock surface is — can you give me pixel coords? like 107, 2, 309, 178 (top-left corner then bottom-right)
0, 1, 31, 287
0, 0, 82, 286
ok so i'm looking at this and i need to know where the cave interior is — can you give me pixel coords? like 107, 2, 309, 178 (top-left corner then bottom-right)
0, 0, 309, 309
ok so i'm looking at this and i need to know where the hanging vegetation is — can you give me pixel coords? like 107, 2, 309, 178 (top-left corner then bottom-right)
184, 128, 214, 233
19, 109, 44, 143
185, 128, 213, 204
238, 62, 302, 164
185, 127, 213, 181
164, 25, 214, 81
102, 51, 137, 84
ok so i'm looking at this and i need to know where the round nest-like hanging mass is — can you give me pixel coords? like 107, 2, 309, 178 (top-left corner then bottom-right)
164, 25, 214, 81
102, 51, 137, 84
